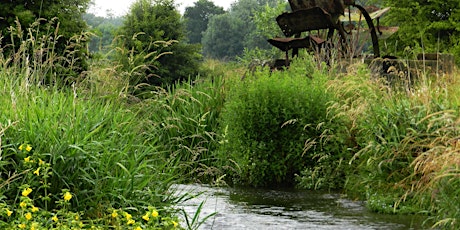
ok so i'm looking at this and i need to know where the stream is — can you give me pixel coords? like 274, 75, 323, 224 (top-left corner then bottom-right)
173, 184, 427, 230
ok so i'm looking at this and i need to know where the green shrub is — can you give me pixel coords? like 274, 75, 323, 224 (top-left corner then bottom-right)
218, 58, 343, 187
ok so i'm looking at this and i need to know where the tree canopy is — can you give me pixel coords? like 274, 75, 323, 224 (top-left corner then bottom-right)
183, 0, 225, 44
116, 0, 201, 88
201, 0, 280, 60
382, 0, 460, 61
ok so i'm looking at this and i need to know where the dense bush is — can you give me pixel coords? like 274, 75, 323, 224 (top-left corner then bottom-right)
218, 58, 347, 187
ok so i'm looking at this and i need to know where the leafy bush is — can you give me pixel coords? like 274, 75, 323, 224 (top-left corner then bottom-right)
218, 58, 344, 187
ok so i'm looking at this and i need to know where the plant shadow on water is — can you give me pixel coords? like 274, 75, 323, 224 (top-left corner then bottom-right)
174, 184, 427, 230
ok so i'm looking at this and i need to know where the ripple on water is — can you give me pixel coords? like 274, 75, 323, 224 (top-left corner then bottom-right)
173, 184, 426, 230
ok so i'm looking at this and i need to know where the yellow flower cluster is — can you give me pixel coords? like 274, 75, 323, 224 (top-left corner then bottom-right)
22, 187, 33, 197
142, 209, 159, 222
107, 208, 170, 229
19, 144, 32, 152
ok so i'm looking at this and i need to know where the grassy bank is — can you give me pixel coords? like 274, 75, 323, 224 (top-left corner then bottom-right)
0, 65, 185, 229
207, 57, 460, 229
1, 26, 459, 229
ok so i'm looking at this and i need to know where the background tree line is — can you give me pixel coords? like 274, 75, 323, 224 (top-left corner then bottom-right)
1, 0, 458, 88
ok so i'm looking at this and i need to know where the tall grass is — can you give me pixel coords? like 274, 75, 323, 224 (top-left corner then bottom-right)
139, 74, 226, 183
329, 61, 460, 228
0, 18, 184, 228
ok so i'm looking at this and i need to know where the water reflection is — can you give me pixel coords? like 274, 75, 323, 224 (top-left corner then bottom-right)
174, 184, 426, 230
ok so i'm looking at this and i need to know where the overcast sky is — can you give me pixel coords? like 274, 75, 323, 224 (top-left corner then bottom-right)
90, 0, 235, 17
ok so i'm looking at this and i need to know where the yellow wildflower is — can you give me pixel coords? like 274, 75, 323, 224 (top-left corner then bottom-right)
18, 223, 26, 229
151, 210, 159, 218
142, 213, 150, 221
6, 209, 13, 216
24, 156, 31, 163
19, 144, 32, 152
135, 227, 142, 230
31, 206, 39, 212
25, 212, 32, 220
33, 168, 40, 176
38, 159, 45, 165
52, 215, 58, 222
75, 214, 79, 220
111, 210, 118, 218
63, 191, 72, 201
127, 219, 135, 225
172, 221, 178, 228
20, 201, 27, 208
31, 222, 38, 230
22, 187, 33, 197
124, 212, 132, 220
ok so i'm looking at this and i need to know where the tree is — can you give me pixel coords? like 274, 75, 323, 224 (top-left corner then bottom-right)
183, 0, 225, 44
382, 0, 460, 62
116, 0, 201, 88
201, 0, 280, 60
202, 13, 246, 59
84, 13, 124, 53
0, 0, 91, 81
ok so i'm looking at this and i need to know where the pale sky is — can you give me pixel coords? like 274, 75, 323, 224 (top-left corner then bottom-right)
90, 0, 234, 17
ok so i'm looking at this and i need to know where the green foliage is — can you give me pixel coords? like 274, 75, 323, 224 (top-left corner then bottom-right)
0, 18, 90, 84
218, 57, 341, 187
83, 13, 124, 53
382, 0, 460, 63
0, 0, 91, 81
252, 0, 287, 40
0, 81, 176, 217
326, 65, 460, 228
141, 76, 226, 183
202, 13, 246, 59
116, 0, 202, 87
237, 0, 289, 64
183, 0, 225, 44
202, 0, 281, 60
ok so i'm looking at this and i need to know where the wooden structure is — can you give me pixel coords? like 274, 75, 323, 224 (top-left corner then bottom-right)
268, 0, 384, 67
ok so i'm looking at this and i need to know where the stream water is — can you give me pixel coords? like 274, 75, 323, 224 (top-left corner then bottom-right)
173, 184, 427, 230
